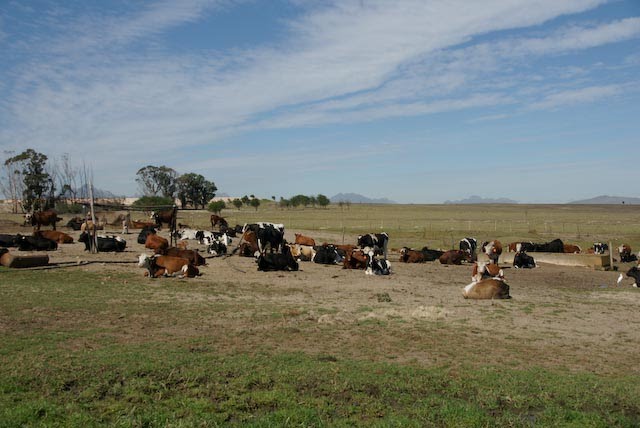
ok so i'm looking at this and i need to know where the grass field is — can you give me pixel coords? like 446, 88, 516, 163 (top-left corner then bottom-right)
1, 203, 640, 426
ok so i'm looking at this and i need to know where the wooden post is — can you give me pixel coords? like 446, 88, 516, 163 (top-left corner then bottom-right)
88, 181, 98, 253
609, 241, 614, 269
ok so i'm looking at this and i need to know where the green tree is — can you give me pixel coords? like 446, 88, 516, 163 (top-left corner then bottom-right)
132, 196, 174, 208
241, 195, 250, 205
317, 194, 330, 208
5, 149, 53, 212
136, 165, 178, 197
249, 197, 261, 211
232, 198, 243, 210
176, 173, 217, 209
208, 200, 226, 214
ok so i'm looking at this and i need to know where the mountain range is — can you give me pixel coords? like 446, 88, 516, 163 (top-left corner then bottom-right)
330, 193, 396, 204
567, 195, 640, 204
444, 195, 518, 204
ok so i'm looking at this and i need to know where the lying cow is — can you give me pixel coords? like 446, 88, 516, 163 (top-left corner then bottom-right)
145, 234, 169, 254
294, 233, 316, 247
34, 230, 73, 244
463, 279, 511, 299
313, 244, 342, 264
235, 230, 259, 257
530, 239, 564, 253
66, 217, 84, 231
137, 226, 157, 245
439, 250, 467, 265
138, 254, 199, 278
563, 244, 581, 254
207, 241, 227, 257
256, 246, 299, 272
78, 232, 126, 252
287, 244, 316, 262
25, 210, 63, 231
513, 251, 536, 269
625, 266, 640, 288
16, 234, 58, 251
618, 244, 638, 263
507, 241, 535, 252
365, 252, 391, 275
343, 249, 368, 270
399, 246, 444, 263
163, 247, 206, 266
590, 242, 609, 254
0, 234, 19, 247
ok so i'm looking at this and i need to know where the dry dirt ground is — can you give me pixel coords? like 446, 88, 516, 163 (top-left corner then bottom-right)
2, 221, 640, 377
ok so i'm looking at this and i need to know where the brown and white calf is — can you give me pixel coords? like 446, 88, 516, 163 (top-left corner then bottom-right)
463, 279, 511, 299
294, 233, 316, 247
138, 254, 199, 278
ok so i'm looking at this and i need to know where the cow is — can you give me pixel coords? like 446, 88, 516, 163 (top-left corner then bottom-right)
563, 244, 581, 254
145, 234, 169, 254
195, 231, 232, 246
365, 252, 391, 275
220, 224, 243, 237
78, 233, 126, 252
25, 210, 63, 231
343, 248, 369, 270
256, 225, 285, 254
618, 244, 638, 263
482, 240, 503, 264
175, 228, 199, 241
625, 266, 640, 288
313, 244, 341, 265
243, 222, 285, 234
287, 244, 316, 262
16, 234, 58, 251
207, 241, 227, 257
162, 247, 206, 266
151, 209, 177, 229
0, 234, 19, 247
138, 254, 199, 278
294, 233, 316, 247
530, 239, 564, 253
210, 214, 228, 230
66, 217, 84, 231
34, 230, 73, 244
130, 220, 157, 229
80, 220, 105, 232
471, 261, 504, 283
399, 246, 444, 263
256, 245, 299, 272
137, 226, 157, 245
592, 242, 609, 254
463, 278, 511, 299
357, 232, 389, 258
508, 241, 534, 252
513, 251, 536, 269
439, 250, 467, 265
236, 230, 259, 257
459, 237, 478, 261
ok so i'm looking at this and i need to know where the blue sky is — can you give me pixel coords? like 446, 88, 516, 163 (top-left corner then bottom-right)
0, 0, 639, 203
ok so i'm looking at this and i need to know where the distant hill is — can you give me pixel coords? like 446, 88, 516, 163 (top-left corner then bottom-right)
330, 193, 396, 204
444, 195, 518, 204
568, 195, 640, 205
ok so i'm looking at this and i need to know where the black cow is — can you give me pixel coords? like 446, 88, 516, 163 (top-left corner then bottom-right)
256, 246, 299, 271
313, 245, 341, 264
0, 234, 19, 247
253, 225, 284, 254
459, 237, 477, 261
357, 232, 389, 257
137, 226, 157, 245
220, 224, 244, 238
16, 234, 58, 251
531, 239, 564, 253
626, 266, 640, 287
66, 217, 84, 231
513, 251, 536, 268
421, 246, 444, 261
78, 232, 126, 252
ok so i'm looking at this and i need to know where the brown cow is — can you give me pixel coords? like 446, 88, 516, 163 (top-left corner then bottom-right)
25, 210, 63, 231
210, 215, 228, 229
343, 248, 368, 269
131, 220, 157, 229
463, 278, 511, 299
563, 244, 581, 254
482, 240, 503, 264
236, 230, 259, 257
163, 247, 206, 266
294, 233, 316, 246
471, 261, 504, 282
439, 250, 467, 265
151, 209, 176, 229
138, 254, 199, 278
34, 230, 73, 244
287, 244, 316, 262
399, 247, 426, 263
145, 234, 169, 254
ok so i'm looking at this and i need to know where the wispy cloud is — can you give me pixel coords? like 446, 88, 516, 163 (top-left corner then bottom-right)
528, 84, 626, 110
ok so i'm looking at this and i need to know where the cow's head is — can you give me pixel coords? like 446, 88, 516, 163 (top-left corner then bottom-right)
23, 213, 32, 225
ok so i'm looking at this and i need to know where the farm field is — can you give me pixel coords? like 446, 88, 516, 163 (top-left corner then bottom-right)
1, 203, 640, 426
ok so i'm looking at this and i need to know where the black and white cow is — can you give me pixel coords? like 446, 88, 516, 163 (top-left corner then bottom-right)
459, 237, 478, 261
245, 224, 284, 254
513, 251, 536, 269
365, 252, 391, 275
312, 245, 341, 265
625, 266, 640, 288
618, 245, 638, 263
195, 231, 232, 246
16, 234, 58, 251
357, 232, 389, 258
256, 246, 299, 271
79, 232, 126, 252
207, 241, 227, 257
593, 242, 609, 254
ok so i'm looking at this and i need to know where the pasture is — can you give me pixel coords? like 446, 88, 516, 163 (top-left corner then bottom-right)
1, 203, 640, 426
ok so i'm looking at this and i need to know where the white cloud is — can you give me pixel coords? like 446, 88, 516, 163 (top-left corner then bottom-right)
528, 84, 625, 110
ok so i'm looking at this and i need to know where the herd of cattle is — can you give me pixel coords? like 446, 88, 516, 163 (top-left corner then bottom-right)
3, 209, 640, 296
